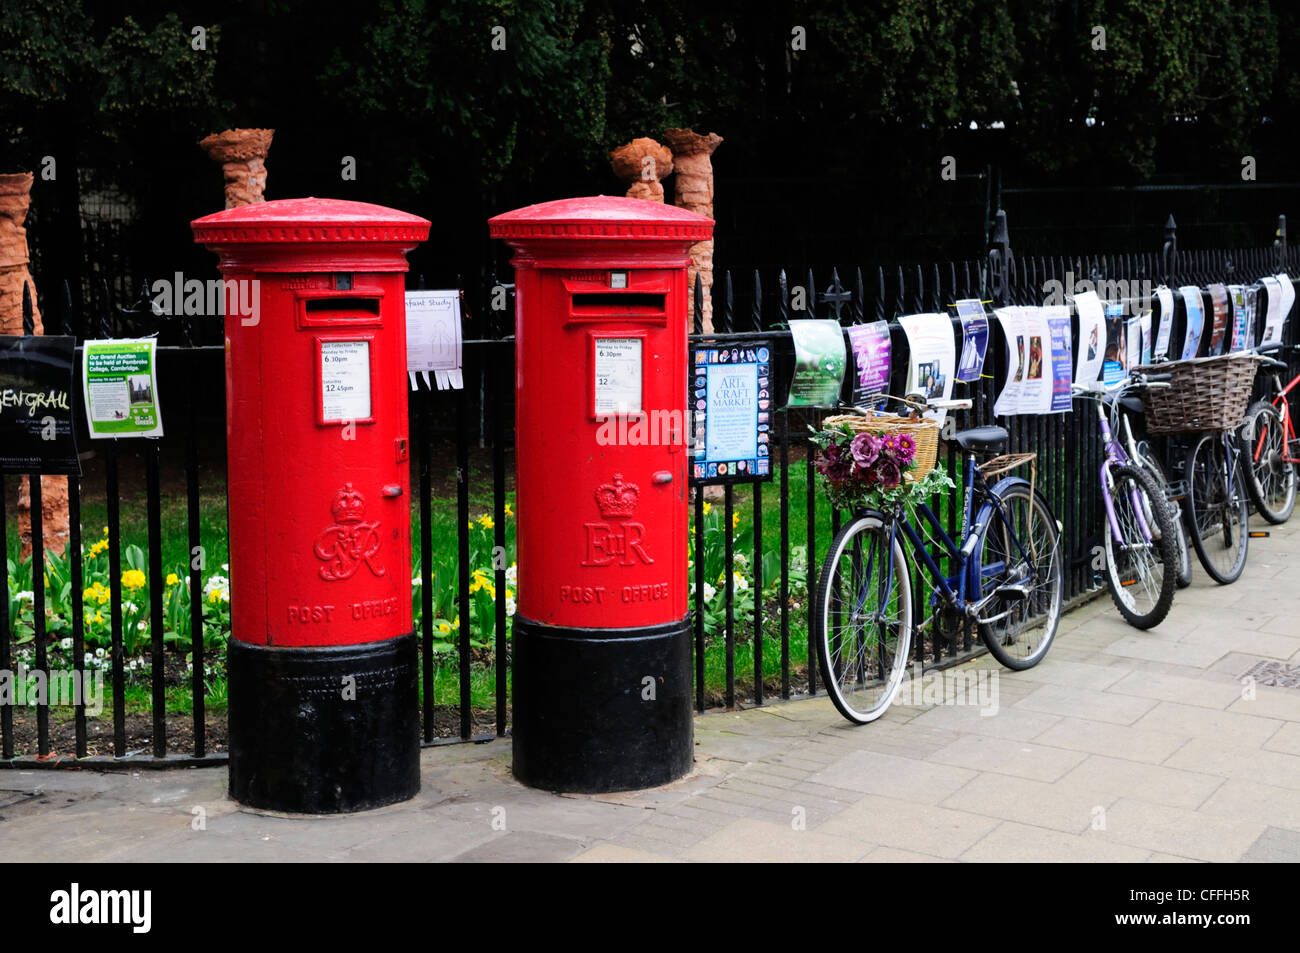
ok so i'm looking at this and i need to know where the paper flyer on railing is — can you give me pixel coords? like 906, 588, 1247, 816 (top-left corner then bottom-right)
786, 318, 847, 408
993, 306, 1026, 416
82, 338, 163, 439
1178, 286, 1205, 360
844, 320, 891, 406
898, 311, 956, 426
1102, 301, 1128, 382
1260, 275, 1292, 346
1208, 283, 1230, 354
1125, 314, 1143, 370
1153, 286, 1174, 359
1228, 285, 1253, 351
405, 290, 463, 391
1275, 272, 1296, 340
1019, 306, 1054, 414
1046, 306, 1073, 413
954, 299, 989, 383
1073, 290, 1106, 384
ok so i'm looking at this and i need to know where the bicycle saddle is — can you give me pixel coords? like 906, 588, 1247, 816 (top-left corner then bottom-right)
953, 426, 1008, 452
1118, 395, 1145, 415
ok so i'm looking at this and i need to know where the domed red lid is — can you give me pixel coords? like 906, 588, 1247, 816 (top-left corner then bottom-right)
192, 197, 430, 244
489, 195, 713, 242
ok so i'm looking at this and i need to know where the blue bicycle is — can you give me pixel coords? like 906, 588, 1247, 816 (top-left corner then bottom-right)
814, 396, 1064, 724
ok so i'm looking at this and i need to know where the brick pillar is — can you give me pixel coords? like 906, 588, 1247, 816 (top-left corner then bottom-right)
199, 128, 274, 208
1, 171, 71, 558
664, 129, 722, 332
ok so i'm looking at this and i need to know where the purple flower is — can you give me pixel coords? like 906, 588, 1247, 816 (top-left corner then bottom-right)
849, 432, 882, 469
896, 433, 916, 462
874, 458, 902, 488
815, 441, 854, 483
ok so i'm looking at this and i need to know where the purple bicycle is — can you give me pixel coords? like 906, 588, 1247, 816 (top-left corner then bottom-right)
1072, 373, 1180, 628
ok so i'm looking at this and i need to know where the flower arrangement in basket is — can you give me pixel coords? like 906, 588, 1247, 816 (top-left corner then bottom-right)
811, 411, 953, 512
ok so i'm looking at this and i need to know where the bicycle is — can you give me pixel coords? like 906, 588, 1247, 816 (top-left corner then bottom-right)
1182, 429, 1251, 585
1237, 342, 1298, 524
813, 395, 1064, 725
1072, 374, 1181, 628
1109, 382, 1193, 589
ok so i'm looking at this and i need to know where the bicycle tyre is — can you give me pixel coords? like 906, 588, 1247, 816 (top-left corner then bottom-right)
813, 512, 913, 725
1133, 441, 1193, 589
1102, 464, 1177, 629
973, 483, 1063, 670
1238, 400, 1297, 525
1183, 434, 1250, 585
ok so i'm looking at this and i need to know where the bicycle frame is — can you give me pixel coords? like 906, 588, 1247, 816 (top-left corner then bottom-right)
875, 454, 1039, 619
1259, 368, 1300, 465
1093, 395, 1157, 546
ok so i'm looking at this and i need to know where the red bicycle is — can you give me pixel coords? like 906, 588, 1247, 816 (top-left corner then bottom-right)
1239, 343, 1300, 524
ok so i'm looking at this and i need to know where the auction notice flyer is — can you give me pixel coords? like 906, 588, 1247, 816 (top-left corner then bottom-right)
82, 337, 164, 439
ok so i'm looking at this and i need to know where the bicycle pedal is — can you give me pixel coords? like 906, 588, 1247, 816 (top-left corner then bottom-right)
1163, 480, 1187, 503
1248, 531, 1270, 538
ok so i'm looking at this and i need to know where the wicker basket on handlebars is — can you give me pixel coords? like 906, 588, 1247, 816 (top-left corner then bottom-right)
1131, 354, 1263, 434
822, 411, 941, 479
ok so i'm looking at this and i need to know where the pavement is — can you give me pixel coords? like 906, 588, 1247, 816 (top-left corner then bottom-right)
4, 520, 1300, 863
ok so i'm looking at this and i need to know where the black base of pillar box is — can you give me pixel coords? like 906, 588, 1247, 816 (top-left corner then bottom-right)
511, 615, 693, 793
227, 633, 420, 814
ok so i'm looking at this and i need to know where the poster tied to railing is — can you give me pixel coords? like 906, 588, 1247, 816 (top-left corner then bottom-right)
845, 320, 890, 407
1227, 285, 1253, 351
1153, 287, 1174, 360
954, 299, 989, 383
1259, 274, 1295, 346
994, 306, 1070, 416
1178, 286, 1205, 360
1208, 283, 1230, 354
82, 338, 163, 439
405, 290, 463, 391
1074, 290, 1106, 384
785, 319, 846, 408
690, 341, 772, 484
898, 312, 956, 426
0, 335, 81, 474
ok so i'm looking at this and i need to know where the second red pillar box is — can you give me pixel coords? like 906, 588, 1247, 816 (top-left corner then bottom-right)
490, 196, 714, 792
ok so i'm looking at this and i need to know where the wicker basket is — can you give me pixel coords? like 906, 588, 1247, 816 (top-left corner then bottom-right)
822, 411, 940, 479
1132, 354, 1263, 434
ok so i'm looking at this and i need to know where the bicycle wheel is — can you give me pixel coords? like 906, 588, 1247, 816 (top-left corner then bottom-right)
973, 484, 1063, 670
1134, 441, 1193, 589
1102, 465, 1177, 628
813, 512, 913, 724
1239, 400, 1296, 525
1183, 434, 1250, 584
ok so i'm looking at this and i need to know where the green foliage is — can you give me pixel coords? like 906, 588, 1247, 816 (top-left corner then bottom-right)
0, 0, 220, 160
320, 0, 610, 190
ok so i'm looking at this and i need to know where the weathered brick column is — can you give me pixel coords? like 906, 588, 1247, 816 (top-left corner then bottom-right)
1, 171, 70, 557
664, 129, 722, 332
609, 137, 673, 202
199, 128, 274, 208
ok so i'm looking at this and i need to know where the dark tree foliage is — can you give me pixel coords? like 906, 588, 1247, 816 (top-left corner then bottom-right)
2, 0, 1298, 284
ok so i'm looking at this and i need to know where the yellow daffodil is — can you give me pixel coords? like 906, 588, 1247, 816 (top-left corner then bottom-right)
438, 622, 451, 634
121, 569, 146, 590
733, 513, 740, 529
102, 527, 109, 537
702, 501, 712, 515
166, 573, 179, 586
504, 503, 514, 517
477, 515, 494, 530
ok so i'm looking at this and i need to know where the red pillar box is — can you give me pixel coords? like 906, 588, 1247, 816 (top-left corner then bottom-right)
489, 196, 714, 792
192, 198, 429, 813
